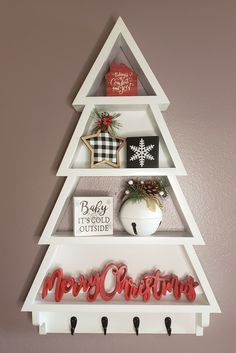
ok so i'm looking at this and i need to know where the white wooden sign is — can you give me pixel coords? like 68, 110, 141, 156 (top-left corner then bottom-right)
73, 197, 113, 236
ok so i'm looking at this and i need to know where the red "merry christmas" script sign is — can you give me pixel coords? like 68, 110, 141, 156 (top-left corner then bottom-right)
42, 263, 199, 303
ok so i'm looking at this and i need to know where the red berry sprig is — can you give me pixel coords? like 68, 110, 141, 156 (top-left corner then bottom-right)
92, 109, 121, 135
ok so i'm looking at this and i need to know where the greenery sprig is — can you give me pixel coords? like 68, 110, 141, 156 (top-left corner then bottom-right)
122, 177, 169, 211
92, 108, 122, 136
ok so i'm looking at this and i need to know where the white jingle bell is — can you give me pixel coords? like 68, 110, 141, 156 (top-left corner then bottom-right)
119, 199, 162, 236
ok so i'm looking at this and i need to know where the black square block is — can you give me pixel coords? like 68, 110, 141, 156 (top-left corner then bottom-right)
126, 136, 159, 168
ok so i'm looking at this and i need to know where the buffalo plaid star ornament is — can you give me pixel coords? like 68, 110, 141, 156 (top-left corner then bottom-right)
82, 131, 125, 168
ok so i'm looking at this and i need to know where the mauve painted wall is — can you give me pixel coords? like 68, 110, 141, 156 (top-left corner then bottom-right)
0, 0, 235, 352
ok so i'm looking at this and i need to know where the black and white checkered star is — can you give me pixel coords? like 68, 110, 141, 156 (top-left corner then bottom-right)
82, 131, 125, 168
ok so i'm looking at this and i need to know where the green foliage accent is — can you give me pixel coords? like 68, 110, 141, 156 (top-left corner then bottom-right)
122, 177, 169, 211
126, 183, 146, 202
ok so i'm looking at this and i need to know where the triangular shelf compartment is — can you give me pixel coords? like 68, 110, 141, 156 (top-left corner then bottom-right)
39, 175, 204, 245
72, 17, 169, 112
89, 46, 147, 97
22, 244, 220, 335
57, 100, 186, 177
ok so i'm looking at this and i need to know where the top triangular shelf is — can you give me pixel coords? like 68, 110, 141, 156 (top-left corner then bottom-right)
72, 17, 170, 112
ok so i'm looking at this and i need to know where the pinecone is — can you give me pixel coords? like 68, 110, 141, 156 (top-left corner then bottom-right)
142, 180, 160, 196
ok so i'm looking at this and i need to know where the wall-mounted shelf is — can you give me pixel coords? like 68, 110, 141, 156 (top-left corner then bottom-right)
48, 231, 195, 245
71, 21, 170, 111
57, 102, 186, 177
22, 17, 220, 336
23, 244, 219, 335
38, 175, 204, 245
58, 168, 184, 177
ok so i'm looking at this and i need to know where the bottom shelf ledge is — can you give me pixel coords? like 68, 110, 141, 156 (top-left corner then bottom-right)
32, 311, 211, 336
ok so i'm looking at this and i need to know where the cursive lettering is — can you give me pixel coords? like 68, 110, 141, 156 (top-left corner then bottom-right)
42, 263, 199, 303
79, 200, 108, 216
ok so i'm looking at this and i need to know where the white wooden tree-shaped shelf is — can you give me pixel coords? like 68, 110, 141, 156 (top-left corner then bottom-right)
22, 17, 220, 335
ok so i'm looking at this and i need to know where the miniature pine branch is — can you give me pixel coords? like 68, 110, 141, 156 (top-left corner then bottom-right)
122, 178, 169, 211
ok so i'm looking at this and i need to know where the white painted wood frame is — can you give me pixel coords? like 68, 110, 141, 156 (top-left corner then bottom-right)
57, 101, 186, 176
38, 175, 204, 245
22, 17, 220, 335
22, 244, 220, 335
72, 17, 169, 112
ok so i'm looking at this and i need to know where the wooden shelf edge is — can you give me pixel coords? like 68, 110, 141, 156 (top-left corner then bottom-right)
56, 167, 187, 177
38, 231, 205, 246
23, 303, 213, 313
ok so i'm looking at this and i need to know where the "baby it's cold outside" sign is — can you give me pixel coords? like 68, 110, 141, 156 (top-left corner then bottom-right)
73, 197, 113, 236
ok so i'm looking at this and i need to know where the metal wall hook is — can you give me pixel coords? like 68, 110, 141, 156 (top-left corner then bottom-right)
133, 316, 140, 336
70, 316, 77, 335
164, 317, 171, 336
101, 316, 108, 335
